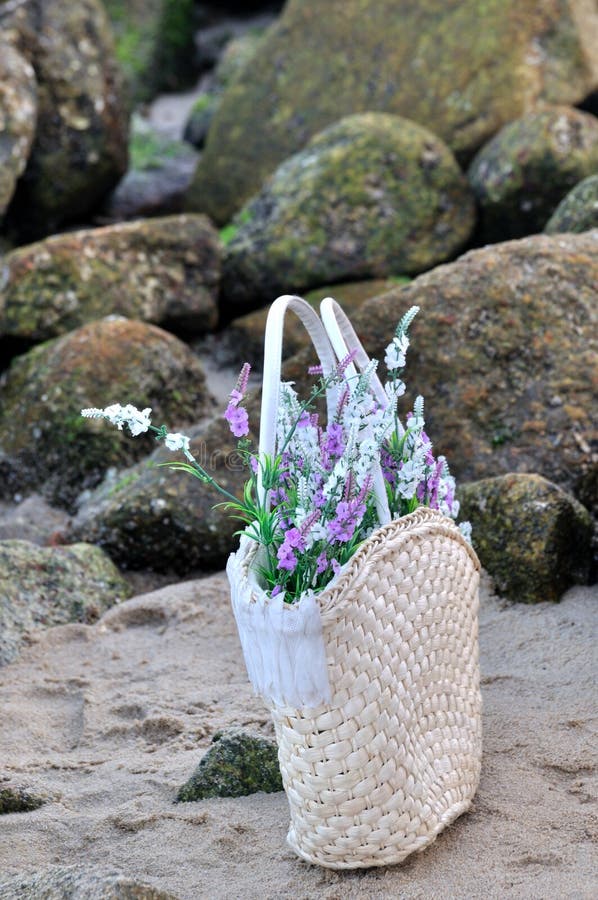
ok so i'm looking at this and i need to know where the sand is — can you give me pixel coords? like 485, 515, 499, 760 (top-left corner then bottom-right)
0, 574, 596, 899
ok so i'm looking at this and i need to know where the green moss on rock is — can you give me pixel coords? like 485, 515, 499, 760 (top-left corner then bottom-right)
105, 0, 196, 104
544, 175, 598, 234
0, 787, 45, 815
221, 113, 475, 309
176, 729, 282, 801
458, 474, 593, 603
0, 215, 220, 342
468, 107, 598, 242
0, 318, 213, 509
186, 0, 598, 224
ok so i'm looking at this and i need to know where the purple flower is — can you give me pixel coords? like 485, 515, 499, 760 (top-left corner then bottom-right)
297, 411, 311, 428
331, 559, 341, 576
224, 404, 249, 438
308, 363, 323, 375
316, 551, 328, 574
271, 585, 283, 598
277, 544, 297, 572
327, 498, 366, 543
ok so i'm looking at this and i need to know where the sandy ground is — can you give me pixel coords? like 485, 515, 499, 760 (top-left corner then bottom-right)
0, 574, 596, 900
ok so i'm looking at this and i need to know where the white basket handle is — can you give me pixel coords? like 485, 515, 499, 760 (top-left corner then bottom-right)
320, 296, 394, 525
258, 295, 339, 507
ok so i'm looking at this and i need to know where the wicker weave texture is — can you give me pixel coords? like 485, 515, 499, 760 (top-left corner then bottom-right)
270, 508, 482, 869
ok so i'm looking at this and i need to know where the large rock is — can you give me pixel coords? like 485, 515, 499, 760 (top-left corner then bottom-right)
176, 728, 282, 801
187, 0, 598, 224
544, 174, 598, 234
283, 231, 598, 508
0, 41, 37, 219
0, 215, 220, 343
468, 107, 598, 242
68, 416, 251, 572
221, 113, 474, 309
0, 540, 131, 666
459, 474, 593, 604
1, 0, 128, 238
104, 0, 196, 104
0, 868, 179, 899
0, 318, 213, 508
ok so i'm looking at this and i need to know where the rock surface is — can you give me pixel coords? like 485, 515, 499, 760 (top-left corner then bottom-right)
0, 540, 131, 666
177, 729, 282, 801
544, 173, 598, 234
0, 787, 45, 816
0, 318, 213, 509
187, 0, 598, 223
68, 416, 251, 572
1, 0, 129, 239
0, 575, 595, 898
317, 231, 598, 509
459, 474, 593, 604
104, 0, 196, 104
0, 867, 179, 899
221, 113, 474, 309
468, 106, 598, 241
0, 216, 220, 342
103, 117, 199, 221
0, 41, 37, 219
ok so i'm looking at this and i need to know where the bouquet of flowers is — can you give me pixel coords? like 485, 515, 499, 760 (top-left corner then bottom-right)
81, 304, 470, 606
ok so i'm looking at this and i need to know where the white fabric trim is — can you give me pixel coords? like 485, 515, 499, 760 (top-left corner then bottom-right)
227, 535, 331, 707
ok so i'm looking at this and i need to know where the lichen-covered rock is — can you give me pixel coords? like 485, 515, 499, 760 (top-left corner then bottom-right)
0, 0, 128, 238
468, 107, 598, 242
187, 0, 598, 224
0, 867, 178, 899
544, 174, 598, 234
225, 278, 404, 369
0, 318, 213, 508
0, 540, 131, 666
0, 41, 37, 219
104, 0, 196, 104
176, 729, 282, 801
0, 215, 220, 342
458, 474, 593, 603
0, 786, 45, 815
68, 415, 251, 572
282, 231, 598, 507
221, 113, 475, 308
183, 32, 265, 150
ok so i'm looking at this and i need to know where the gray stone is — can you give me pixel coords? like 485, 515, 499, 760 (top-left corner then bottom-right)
544, 174, 598, 234
0, 540, 131, 666
0, 41, 37, 219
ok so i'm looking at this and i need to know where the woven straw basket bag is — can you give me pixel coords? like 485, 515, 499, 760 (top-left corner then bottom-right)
227, 296, 482, 869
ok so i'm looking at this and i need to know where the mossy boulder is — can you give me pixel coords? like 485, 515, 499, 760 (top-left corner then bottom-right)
0, 540, 131, 666
1, 0, 129, 239
176, 729, 282, 801
544, 174, 598, 234
0, 42, 37, 219
104, 116, 199, 221
183, 32, 265, 150
0, 318, 213, 509
221, 113, 475, 309
225, 279, 405, 369
459, 474, 593, 603
104, 0, 196, 104
0, 787, 45, 815
282, 231, 598, 507
67, 414, 253, 572
187, 0, 598, 224
468, 107, 598, 242
0, 215, 220, 342
0, 867, 178, 899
